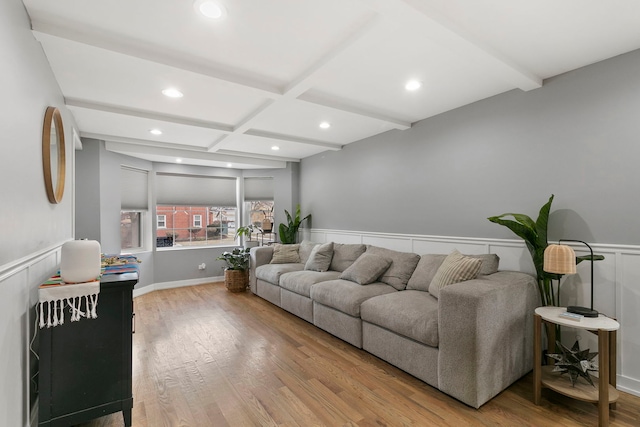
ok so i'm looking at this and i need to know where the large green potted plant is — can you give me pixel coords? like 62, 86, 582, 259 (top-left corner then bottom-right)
216, 247, 251, 292
488, 195, 603, 307
278, 204, 311, 244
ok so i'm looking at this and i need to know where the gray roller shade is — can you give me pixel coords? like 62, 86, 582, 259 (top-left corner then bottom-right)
156, 173, 237, 206
120, 166, 148, 210
244, 177, 274, 201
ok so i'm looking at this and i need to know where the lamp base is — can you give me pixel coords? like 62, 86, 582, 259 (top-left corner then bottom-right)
567, 305, 599, 318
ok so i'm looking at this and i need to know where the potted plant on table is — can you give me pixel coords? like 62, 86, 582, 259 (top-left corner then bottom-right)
236, 225, 258, 248
216, 248, 251, 292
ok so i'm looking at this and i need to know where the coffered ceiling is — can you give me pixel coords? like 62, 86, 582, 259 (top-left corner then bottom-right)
22, 0, 640, 169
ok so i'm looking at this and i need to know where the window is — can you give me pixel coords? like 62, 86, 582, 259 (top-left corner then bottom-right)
156, 206, 236, 247
157, 215, 166, 229
120, 166, 148, 251
155, 173, 237, 248
244, 177, 275, 241
120, 211, 142, 250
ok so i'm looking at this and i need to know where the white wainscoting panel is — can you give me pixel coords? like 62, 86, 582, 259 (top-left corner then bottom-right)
310, 228, 640, 397
0, 245, 62, 427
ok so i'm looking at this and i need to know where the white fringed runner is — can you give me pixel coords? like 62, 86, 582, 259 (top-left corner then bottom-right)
38, 279, 100, 328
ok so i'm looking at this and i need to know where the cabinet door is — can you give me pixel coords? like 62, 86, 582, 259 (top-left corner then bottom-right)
46, 285, 132, 418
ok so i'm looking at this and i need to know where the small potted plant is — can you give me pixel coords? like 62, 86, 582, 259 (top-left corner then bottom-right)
235, 225, 258, 248
216, 248, 251, 292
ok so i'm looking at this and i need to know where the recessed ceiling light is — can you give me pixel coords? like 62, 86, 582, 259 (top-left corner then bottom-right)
162, 88, 183, 98
194, 0, 226, 19
319, 121, 331, 129
227, 163, 233, 168
271, 146, 280, 151
176, 158, 182, 163
150, 129, 162, 135
405, 80, 422, 91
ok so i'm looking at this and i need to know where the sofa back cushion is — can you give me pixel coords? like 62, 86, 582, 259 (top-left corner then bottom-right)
304, 242, 334, 272
298, 240, 319, 265
406, 254, 447, 291
270, 244, 300, 264
407, 253, 500, 291
365, 246, 420, 290
472, 254, 500, 276
428, 250, 482, 299
330, 243, 367, 272
339, 253, 392, 285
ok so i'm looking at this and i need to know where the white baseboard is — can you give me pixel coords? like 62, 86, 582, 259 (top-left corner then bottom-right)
618, 375, 640, 398
133, 276, 223, 298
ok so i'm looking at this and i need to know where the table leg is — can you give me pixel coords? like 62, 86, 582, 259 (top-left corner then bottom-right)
609, 330, 617, 410
598, 329, 610, 427
533, 314, 542, 405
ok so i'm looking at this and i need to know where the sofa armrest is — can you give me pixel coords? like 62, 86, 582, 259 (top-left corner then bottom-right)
437, 271, 539, 408
249, 246, 274, 294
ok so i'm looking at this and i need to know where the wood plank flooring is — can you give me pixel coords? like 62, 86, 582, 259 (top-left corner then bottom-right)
77, 282, 640, 426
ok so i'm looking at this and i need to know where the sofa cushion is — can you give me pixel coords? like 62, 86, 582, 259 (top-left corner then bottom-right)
339, 253, 391, 285
330, 243, 367, 272
406, 254, 447, 291
305, 242, 334, 272
472, 254, 500, 276
428, 250, 482, 299
298, 240, 319, 265
366, 246, 420, 290
270, 244, 300, 264
255, 263, 304, 285
310, 279, 397, 317
279, 270, 341, 297
361, 290, 439, 347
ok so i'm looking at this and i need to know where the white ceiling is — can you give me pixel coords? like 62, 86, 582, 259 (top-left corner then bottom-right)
23, 0, 640, 169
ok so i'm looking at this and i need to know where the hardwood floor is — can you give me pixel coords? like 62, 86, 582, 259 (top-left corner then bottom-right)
78, 282, 640, 427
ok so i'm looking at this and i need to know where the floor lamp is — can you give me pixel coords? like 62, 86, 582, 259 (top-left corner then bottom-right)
543, 239, 599, 318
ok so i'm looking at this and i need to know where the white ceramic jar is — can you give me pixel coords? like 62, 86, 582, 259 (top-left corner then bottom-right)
60, 240, 101, 283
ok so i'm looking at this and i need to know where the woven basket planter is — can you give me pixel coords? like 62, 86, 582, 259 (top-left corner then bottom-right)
224, 269, 249, 293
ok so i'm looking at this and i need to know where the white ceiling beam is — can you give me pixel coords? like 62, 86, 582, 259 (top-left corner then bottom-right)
105, 141, 286, 169
243, 130, 343, 150
80, 132, 210, 152
216, 149, 301, 163
66, 98, 234, 132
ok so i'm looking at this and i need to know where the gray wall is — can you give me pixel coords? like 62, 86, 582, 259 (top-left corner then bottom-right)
300, 49, 640, 246
0, 0, 76, 267
0, 0, 76, 425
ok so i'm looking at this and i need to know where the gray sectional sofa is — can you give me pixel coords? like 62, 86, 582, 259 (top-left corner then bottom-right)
249, 241, 539, 408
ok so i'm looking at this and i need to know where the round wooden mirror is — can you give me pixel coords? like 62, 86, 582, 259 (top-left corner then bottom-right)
42, 106, 66, 203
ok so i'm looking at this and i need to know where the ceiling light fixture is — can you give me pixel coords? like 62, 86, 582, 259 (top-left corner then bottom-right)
271, 146, 280, 151
227, 163, 233, 168
405, 80, 422, 91
162, 88, 183, 98
319, 121, 331, 129
176, 158, 182, 163
194, 0, 226, 19
149, 129, 162, 135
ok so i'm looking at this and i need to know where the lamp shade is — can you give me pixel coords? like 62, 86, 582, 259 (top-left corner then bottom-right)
543, 244, 577, 274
